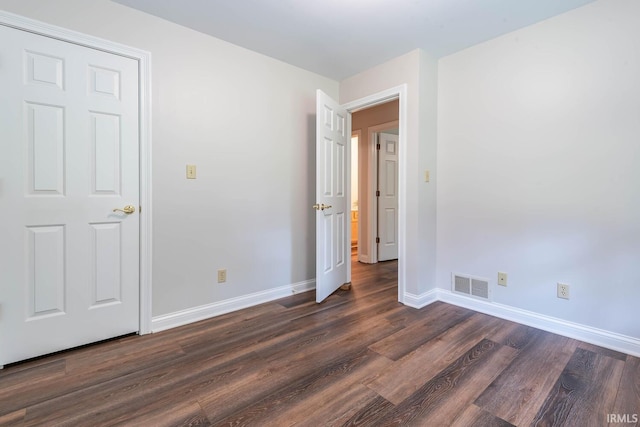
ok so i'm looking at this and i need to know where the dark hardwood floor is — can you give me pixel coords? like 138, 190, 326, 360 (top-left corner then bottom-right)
1, 258, 638, 426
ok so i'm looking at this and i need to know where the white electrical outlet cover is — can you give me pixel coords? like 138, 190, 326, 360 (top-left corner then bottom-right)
557, 283, 570, 299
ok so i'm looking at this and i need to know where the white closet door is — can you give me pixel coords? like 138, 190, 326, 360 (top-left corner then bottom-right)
0, 24, 140, 366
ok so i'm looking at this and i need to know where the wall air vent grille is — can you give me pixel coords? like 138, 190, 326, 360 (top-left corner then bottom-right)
472, 278, 489, 299
452, 273, 490, 301
454, 275, 470, 294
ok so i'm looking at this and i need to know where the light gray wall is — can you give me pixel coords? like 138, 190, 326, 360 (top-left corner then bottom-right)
0, 0, 339, 316
437, 0, 640, 338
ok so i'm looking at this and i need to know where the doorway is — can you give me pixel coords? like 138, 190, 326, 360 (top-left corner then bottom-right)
351, 98, 400, 295
314, 85, 407, 304
351, 101, 399, 265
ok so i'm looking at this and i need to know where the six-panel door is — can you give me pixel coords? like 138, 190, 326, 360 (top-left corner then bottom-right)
0, 24, 140, 365
315, 90, 350, 303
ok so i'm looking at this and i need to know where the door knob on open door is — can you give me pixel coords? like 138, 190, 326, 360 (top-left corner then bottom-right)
312, 203, 332, 211
113, 205, 136, 214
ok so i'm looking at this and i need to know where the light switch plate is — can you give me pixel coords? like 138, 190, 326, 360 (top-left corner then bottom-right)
498, 272, 508, 286
217, 269, 227, 283
186, 164, 196, 179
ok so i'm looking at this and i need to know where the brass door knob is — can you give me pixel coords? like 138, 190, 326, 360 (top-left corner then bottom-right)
113, 205, 136, 214
312, 203, 333, 211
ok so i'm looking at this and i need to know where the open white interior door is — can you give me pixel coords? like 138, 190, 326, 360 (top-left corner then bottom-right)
315, 90, 350, 303
377, 132, 399, 261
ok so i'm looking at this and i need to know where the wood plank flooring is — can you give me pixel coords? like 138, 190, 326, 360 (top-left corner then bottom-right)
1, 258, 638, 426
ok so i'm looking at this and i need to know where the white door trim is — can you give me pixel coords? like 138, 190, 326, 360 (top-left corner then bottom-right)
342, 85, 407, 304
0, 11, 153, 334
366, 121, 399, 264
350, 130, 363, 262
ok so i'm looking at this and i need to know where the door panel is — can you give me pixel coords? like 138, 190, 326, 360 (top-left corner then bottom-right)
377, 133, 399, 261
90, 222, 122, 306
27, 102, 65, 194
91, 112, 122, 194
315, 90, 350, 303
27, 225, 66, 316
0, 24, 140, 365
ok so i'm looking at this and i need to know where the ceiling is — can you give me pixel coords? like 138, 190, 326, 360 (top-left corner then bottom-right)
112, 0, 596, 81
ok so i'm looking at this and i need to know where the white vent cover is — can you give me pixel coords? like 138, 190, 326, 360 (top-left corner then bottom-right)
452, 273, 490, 301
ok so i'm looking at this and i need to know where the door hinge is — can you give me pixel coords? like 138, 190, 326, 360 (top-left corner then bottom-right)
376, 190, 380, 197
376, 237, 380, 243
376, 143, 380, 150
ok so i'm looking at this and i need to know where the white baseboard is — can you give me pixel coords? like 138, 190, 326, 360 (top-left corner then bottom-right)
404, 288, 640, 357
151, 279, 315, 333
359, 254, 372, 264
403, 289, 438, 309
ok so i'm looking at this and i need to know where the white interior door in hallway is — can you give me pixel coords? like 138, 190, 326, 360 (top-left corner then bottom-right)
0, 24, 140, 366
315, 90, 351, 303
377, 132, 399, 261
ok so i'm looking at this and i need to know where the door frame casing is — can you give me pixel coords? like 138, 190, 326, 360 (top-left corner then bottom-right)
350, 129, 362, 261
342, 85, 407, 304
0, 11, 153, 334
